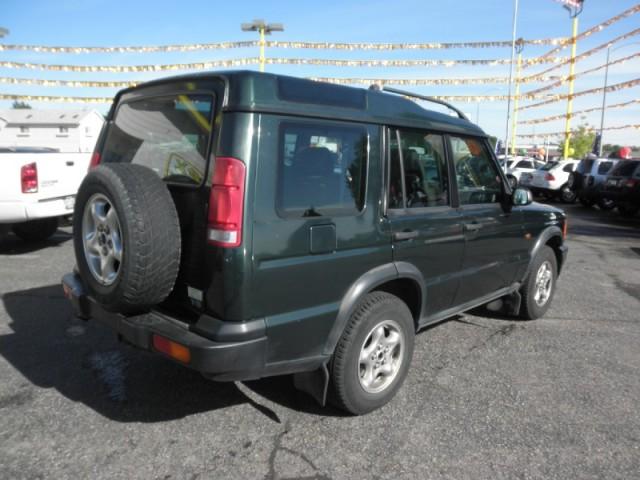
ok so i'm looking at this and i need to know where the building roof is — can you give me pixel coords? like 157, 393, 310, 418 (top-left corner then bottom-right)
0, 109, 102, 126
117, 70, 485, 137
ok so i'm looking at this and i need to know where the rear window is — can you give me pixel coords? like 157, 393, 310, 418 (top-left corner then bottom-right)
610, 160, 640, 177
101, 93, 214, 185
540, 161, 558, 171
597, 161, 614, 175
278, 121, 368, 218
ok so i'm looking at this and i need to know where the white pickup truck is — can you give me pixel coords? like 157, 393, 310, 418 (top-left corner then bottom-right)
0, 148, 91, 241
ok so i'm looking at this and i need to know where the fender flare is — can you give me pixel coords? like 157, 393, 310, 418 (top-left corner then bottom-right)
523, 225, 563, 281
323, 262, 426, 355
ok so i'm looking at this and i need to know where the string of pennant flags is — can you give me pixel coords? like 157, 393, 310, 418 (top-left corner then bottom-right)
0, 38, 569, 54
517, 99, 640, 125
0, 55, 568, 73
516, 124, 640, 138
521, 3, 640, 68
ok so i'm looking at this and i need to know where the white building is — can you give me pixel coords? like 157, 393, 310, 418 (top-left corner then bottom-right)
0, 109, 104, 153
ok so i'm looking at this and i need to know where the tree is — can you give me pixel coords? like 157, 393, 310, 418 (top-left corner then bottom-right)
11, 100, 32, 109
561, 124, 595, 159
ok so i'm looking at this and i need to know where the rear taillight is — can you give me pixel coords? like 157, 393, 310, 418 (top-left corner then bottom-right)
623, 178, 638, 188
21, 162, 38, 193
89, 151, 101, 170
545, 173, 555, 182
207, 157, 246, 247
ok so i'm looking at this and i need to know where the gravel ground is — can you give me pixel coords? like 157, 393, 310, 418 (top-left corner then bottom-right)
1, 202, 639, 480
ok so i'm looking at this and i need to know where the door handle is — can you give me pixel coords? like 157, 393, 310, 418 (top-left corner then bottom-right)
463, 223, 482, 232
66, 161, 74, 166
393, 230, 418, 241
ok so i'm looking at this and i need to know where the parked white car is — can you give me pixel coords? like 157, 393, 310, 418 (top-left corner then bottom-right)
504, 157, 546, 188
0, 148, 91, 241
524, 159, 581, 203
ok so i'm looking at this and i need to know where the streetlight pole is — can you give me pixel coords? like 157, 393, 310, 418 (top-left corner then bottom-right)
598, 41, 640, 156
504, 0, 520, 159
560, 0, 585, 160
510, 38, 525, 156
241, 19, 284, 73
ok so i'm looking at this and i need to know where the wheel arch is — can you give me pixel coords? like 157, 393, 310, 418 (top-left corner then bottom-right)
523, 226, 565, 280
323, 262, 425, 356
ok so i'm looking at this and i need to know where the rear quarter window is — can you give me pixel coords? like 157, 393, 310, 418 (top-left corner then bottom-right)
597, 161, 614, 175
277, 121, 368, 218
101, 93, 214, 185
610, 160, 640, 177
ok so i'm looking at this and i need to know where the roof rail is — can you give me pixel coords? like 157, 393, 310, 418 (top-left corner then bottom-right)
381, 86, 469, 122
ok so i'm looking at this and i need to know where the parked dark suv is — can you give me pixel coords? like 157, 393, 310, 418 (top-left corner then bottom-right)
62, 71, 568, 414
601, 159, 640, 217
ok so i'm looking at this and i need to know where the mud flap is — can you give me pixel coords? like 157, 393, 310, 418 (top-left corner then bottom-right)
293, 362, 329, 406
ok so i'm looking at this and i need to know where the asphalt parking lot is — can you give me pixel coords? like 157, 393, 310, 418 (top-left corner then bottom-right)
1, 203, 639, 480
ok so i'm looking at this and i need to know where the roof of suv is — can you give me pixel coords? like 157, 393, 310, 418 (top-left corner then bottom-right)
119, 70, 486, 138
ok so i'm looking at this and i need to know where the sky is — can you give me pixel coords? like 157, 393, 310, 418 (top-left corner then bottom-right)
1, 0, 638, 147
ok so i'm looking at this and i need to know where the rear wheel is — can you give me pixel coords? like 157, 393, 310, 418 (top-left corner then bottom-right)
597, 197, 616, 211
579, 197, 595, 208
560, 184, 577, 203
330, 292, 414, 415
73, 164, 181, 313
506, 175, 518, 189
520, 246, 557, 320
618, 204, 639, 218
12, 217, 58, 242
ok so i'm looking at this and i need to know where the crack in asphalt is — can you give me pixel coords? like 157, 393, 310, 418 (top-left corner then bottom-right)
263, 420, 332, 480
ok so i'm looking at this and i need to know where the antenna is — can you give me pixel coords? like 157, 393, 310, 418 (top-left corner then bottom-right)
381, 86, 469, 121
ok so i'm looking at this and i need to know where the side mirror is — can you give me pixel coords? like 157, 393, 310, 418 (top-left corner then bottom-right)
512, 187, 533, 206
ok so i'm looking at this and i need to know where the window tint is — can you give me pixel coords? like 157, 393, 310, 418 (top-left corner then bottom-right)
278, 122, 368, 218
580, 158, 595, 173
102, 94, 214, 185
562, 163, 575, 173
450, 136, 502, 205
597, 161, 614, 175
541, 161, 558, 171
389, 130, 448, 209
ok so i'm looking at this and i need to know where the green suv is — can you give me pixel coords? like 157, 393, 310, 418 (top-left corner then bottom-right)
62, 71, 568, 414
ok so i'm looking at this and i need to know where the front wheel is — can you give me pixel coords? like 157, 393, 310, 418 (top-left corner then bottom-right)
330, 292, 415, 415
12, 217, 58, 242
597, 197, 616, 211
520, 246, 558, 320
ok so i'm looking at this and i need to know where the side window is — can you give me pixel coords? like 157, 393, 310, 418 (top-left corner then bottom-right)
387, 129, 449, 209
597, 161, 614, 175
277, 122, 368, 218
519, 160, 534, 169
450, 136, 502, 205
563, 163, 575, 173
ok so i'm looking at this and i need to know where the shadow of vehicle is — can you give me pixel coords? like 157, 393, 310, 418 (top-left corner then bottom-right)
0, 229, 73, 255
0, 284, 343, 422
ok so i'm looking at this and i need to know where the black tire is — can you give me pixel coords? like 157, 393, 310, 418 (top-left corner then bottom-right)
560, 184, 577, 204
12, 217, 58, 242
579, 197, 596, 208
520, 246, 557, 320
618, 204, 639, 218
597, 197, 616, 211
73, 164, 181, 313
507, 175, 518, 189
330, 292, 415, 415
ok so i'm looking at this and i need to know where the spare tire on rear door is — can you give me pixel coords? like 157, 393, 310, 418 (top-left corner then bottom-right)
73, 164, 181, 313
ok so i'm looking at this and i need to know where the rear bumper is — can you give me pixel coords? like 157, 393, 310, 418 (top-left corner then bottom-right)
61, 272, 268, 380
0, 196, 74, 223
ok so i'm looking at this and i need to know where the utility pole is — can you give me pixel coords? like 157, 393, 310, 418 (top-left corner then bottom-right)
504, 0, 520, 160
510, 38, 525, 156
241, 19, 284, 73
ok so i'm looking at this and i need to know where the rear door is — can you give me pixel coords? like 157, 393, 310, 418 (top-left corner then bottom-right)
448, 135, 527, 306
387, 128, 464, 317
